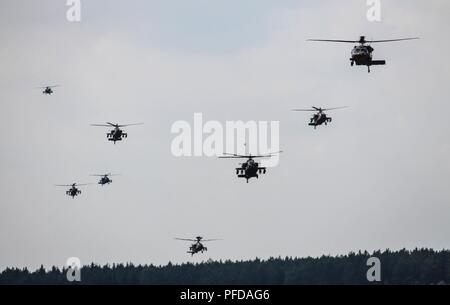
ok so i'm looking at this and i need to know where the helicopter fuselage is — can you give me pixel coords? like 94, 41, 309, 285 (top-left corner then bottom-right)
43, 88, 53, 95
309, 112, 332, 128
188, 242, 207, 255
66, 187, 81, 198
350, 45, 385, 72
236, 158, 267, 183
107, 128, 127, 144
99, 176, 112, 185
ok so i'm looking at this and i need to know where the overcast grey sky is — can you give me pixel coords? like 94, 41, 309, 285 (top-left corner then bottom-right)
0, 0, 449, 270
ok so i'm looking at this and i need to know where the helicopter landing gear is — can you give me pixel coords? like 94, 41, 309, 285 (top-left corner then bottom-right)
350, 60, 354, 66
368, 66, 371, 73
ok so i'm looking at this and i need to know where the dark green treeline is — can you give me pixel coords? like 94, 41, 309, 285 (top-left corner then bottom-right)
1, 248, 449, 285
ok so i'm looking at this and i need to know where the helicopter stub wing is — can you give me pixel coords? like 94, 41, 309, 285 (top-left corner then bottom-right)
370, 60, 386, 66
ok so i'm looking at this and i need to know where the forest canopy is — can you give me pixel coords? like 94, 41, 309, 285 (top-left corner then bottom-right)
1, 248, 449, 285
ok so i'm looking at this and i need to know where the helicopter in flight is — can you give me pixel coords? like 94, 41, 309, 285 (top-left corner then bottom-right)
292, 106, 348, 129
90, 173, 119, 186
91, 122, 143, 144
175, 236, 221, 256
55, 183, 89, 198
37, 85, 59, 95
219, 151, 282, 183
308, 36, 418, 72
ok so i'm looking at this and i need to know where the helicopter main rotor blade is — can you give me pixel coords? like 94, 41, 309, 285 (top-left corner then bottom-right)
91, 124, 112, 127
55, 183, 90, 186
251, 150, 283, 158
293, 106, 348, 112
251, 154, 282, 159
307, 39, 358, 43
366, 37, 419, 43
36, 85, 60, 88
220, 150, 282, 159
116, 123, 144, 127
202, 239, 222, 242
90, 173, 119, 176
219, 152, 250, 158
97, 122, 143, 128
322, 106, 349, 111
174, 238, 197, 242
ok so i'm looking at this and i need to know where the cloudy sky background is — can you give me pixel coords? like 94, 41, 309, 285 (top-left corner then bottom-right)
0, 0, 449, 270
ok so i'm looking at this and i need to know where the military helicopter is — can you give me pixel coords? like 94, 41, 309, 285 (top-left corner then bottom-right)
37, 85, 59, 95
175, 236, 221, 256
90, 173, 119, 186
292, 106, 348, 129
308, 36, 418, 72
55, 183, 89, 198
219, 151, 282, 183
91, 122, 143, 144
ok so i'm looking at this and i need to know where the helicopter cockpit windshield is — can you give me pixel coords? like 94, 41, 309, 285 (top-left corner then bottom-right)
352, 46, 369, 55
